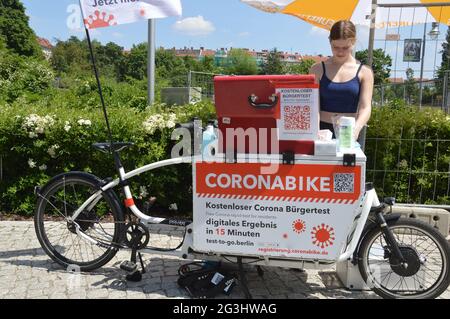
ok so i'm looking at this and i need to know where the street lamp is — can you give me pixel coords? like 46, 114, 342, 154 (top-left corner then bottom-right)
419, 22, 440, 108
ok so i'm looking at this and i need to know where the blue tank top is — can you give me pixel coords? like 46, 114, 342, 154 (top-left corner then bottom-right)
320, 62, 363, 113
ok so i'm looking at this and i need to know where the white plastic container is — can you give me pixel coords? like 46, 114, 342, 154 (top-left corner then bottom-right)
338, 117, 355, 153
202, 124, 217, 160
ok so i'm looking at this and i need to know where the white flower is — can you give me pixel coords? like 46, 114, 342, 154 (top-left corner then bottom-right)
22, 114, 55, 135
29, 132, 38, 138
64, 121, 71, 132
139, 186, 149, 198
166, 120, 176, 129
142, 113, 178, 134
78, 119, 92, 126
168, 113, 177, 122
39, 164, 47, 171
35, 127, 44, 134
47, 145, 60, 158
28, 159, 36, 168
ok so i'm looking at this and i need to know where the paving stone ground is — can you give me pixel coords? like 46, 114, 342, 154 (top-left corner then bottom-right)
0, 221, 449, 300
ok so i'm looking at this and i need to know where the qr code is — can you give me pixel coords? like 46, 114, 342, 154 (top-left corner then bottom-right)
284, 105, 310, 131
334, 173, 354, 193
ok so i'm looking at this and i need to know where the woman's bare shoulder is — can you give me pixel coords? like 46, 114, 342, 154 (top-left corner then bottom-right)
309, 62, 323, 82
360, 64, 374, 78
309, 62, 323, 75
358, 64, 374, 85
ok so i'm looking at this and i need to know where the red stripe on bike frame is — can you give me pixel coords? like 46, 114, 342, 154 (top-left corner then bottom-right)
124, 198, 135, 207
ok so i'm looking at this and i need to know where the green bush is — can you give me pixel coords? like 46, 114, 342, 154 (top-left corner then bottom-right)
0, 100, 216, 215
0, 52, 54, 103
366, 104, 450, 204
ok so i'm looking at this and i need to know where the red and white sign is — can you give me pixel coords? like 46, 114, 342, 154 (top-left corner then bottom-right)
79, 0, 182, 29
193, 161, 365, 260
276, 84, 319, 141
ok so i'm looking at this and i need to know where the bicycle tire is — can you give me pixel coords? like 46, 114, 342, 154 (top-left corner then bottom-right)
357, 217, 450, 299
34, 172, 125, 272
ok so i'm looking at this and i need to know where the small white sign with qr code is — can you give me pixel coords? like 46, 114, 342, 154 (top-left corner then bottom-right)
276, 87, 319, 140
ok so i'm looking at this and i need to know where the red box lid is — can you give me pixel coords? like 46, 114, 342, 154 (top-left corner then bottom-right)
214, 74, 316, 83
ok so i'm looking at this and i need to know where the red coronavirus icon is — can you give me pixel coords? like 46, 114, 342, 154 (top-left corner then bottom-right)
84, 11, 117, 29
311, 224, 335, 248
292, 219, 306, 234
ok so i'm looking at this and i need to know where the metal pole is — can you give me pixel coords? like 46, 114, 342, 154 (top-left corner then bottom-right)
367, 0, 378, 68
85, 28, 114, 145
148, 19, 156, 105
378, 2, 450, 8
188, 70, 192, 91
419, 22, 427, 108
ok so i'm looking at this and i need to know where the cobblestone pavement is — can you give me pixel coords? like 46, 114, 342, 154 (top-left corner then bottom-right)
0, 221, 449, 300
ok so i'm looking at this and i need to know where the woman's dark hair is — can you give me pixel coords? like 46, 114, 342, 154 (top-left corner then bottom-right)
329, 20, 356, 44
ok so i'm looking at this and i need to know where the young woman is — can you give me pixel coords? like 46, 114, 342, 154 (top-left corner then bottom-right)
309, 20, 374, 140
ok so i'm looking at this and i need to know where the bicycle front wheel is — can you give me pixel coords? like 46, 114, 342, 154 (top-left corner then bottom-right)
358, 218, 450, 299
34, 172, 125, 271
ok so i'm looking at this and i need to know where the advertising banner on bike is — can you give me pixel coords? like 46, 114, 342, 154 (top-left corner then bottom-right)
79, 0, 182, 29
192, 159, 365, 261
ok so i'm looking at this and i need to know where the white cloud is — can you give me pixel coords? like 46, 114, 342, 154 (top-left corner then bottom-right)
173, 16, 215, 36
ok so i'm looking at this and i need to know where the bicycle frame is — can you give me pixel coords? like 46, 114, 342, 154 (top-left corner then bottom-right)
67, 155, 382, 270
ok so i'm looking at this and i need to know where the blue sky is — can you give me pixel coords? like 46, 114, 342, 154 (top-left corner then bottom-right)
22, 0, 448, 79
22, 0, 335, 54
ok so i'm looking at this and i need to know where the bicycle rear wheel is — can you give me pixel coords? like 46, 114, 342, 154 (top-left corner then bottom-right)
358, 218, 450, 299
34, 172, 125, 271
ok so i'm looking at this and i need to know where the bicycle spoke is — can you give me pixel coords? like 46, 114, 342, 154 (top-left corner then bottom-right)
38, 179, 121, 266
365, 222, 449, 297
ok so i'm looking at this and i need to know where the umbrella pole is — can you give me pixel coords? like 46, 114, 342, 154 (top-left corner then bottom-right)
367, 0, 378, 68
85, 27, 114, 146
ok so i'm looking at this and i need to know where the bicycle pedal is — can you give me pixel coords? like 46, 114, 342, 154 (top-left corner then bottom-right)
120, 260, 137, 273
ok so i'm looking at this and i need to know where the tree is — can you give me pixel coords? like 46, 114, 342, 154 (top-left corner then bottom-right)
405, 67, 418, 105
94, 41, 125, 79
356, 48, 392, 85
124, 43, 148, 80
51, 36, 90, 75
0, 0, 42, 58
155, 48, 190, 86
436, 27, 450, 85
262, 48, 284, 75
198, 56, 218, 73
225, 49, 258, 75
285, 59, 315, 75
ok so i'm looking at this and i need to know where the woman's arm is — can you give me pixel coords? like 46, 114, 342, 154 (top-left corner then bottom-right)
355, 65, 374, 138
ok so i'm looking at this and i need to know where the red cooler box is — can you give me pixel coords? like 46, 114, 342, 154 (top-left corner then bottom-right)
214, 75, 318, 155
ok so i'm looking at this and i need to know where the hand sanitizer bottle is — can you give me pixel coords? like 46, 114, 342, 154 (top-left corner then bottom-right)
202, 121, 217, 160
338, 117, 355, 153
